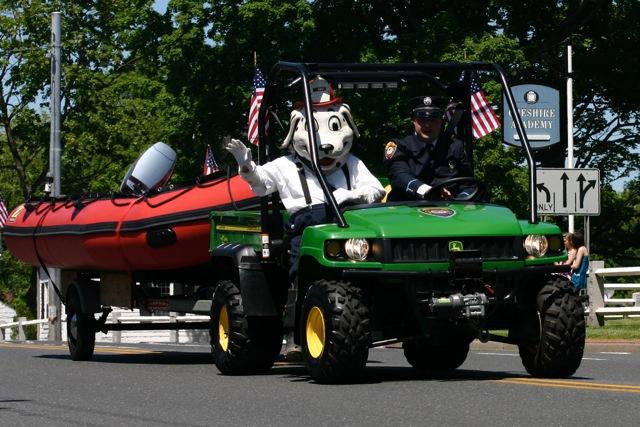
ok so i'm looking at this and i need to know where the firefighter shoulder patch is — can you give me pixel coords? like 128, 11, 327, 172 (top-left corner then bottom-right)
384, 141, 397, 160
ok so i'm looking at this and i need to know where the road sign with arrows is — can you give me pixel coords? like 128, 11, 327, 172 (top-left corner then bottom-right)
535, 168, 600, 216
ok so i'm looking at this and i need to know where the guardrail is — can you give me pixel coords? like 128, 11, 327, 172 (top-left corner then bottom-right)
0, 317, 46, 341
587, 261, 640, 327
0, 313, 210, 343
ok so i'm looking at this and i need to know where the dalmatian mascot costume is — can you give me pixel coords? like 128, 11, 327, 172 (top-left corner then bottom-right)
225, 76, 383, 358
225, 76, 384, 277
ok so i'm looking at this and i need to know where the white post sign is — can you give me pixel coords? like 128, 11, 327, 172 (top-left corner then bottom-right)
535, 168, 600, 216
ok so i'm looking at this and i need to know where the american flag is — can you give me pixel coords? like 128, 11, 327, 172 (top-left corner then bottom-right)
202, 144, 220, 175
469, 77, 501, 139
0, 197, 8, 228
247, 66, 267, 145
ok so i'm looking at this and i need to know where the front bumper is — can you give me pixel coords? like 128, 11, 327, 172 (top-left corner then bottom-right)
342, 263, 570, 280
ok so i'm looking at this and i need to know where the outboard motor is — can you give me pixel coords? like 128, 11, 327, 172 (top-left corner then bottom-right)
120, 142, 177, 195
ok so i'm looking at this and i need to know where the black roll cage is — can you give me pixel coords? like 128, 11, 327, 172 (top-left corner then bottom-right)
257, 62, 537, 227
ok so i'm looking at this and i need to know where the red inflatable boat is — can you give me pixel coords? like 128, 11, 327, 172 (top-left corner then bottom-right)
2, 174, 258, 272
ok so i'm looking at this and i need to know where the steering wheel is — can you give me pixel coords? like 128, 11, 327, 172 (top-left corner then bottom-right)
424, 176, 487, 202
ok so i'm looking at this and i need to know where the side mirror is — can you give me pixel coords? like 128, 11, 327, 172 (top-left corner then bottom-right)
120, 142, 177, 195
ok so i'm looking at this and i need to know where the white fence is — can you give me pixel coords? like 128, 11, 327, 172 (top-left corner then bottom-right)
587, 261, 640, 327
0, 311, 211, 344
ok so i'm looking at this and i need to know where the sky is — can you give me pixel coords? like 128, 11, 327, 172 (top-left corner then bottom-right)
153, 0, 168, 13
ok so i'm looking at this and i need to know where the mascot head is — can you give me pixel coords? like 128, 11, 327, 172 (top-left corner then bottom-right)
281, 77, 360, 173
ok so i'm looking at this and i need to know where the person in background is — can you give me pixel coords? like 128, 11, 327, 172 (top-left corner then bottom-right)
557, 233, 578, 269
560, 232, 590, 292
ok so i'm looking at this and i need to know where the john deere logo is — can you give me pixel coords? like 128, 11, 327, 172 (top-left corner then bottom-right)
419, 207, 455, 218
449, 241, 463, 252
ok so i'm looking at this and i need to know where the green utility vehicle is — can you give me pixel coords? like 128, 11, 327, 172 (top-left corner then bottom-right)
208, 62, 585, 383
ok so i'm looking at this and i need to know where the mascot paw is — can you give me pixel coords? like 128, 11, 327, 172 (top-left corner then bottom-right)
224, 138, 252, 166
356, 187, 385, 204
332, 188, 353, 205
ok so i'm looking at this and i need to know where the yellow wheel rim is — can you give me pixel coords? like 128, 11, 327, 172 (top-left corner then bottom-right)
218, 305, 229, 351
306, 306, 325, 359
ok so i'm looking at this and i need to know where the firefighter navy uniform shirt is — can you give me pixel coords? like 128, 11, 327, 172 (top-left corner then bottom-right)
383, 134, 472, 201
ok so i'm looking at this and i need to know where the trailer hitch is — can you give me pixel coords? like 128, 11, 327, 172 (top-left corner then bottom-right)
95, 307, 113, 333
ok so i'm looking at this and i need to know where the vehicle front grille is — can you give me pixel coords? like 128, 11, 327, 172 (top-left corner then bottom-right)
387, 237, 523, 262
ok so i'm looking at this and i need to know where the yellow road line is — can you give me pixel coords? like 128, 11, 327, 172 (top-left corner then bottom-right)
0, 342, 157, 355
496, 377, 640, 394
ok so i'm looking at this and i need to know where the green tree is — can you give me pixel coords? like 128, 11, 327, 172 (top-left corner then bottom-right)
0, 0, 51, 202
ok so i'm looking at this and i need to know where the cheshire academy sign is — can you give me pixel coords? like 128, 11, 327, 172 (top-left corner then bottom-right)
503, 84, 561, 149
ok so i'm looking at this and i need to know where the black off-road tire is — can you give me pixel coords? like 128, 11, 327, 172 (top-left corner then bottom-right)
300, 280, 370, 383
210, 280, 283, 375
518, 278, 585, 377
403, 338, 469, 373
66, 286, 96, 361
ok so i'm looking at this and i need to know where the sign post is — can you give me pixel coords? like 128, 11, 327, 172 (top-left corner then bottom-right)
567, 45, 575, 232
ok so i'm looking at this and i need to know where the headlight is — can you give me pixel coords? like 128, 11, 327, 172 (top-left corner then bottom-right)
344, 238, 370, 261
524, 235, 548, 257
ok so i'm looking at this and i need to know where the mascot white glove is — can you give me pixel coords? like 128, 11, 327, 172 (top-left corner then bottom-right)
356, 187, 384, 204
224, 138, 253, 172
332, 188, 353, 206
333, 187, 384, 206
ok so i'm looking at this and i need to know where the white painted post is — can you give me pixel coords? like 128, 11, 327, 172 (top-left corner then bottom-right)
170, 312, 178, 343
633, 292, 640, 307
112, 312, 121, 344
587, 260, 605, 327
566, 45, 575, 233
0, 326, 4, 341
18, 317, 27, 340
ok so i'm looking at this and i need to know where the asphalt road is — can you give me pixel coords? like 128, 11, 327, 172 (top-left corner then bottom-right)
1, 341, 639, 427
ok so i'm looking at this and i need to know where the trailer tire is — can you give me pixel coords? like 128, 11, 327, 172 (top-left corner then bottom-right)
66, 285, 96, 361
210, 280, 282, 374
403, 338, 469, 373
518, 278, 585, 377
301, 280, 370, 383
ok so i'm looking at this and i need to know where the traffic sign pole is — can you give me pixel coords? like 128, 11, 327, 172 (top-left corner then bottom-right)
567, 45, 575, 232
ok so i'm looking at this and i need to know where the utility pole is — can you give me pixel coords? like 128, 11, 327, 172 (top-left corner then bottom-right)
47, 12, 62, 341
566, 45, 575, 233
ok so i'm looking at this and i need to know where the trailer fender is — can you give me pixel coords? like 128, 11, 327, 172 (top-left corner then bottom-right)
67, 278, 101, 314
211, 244, 278, 316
